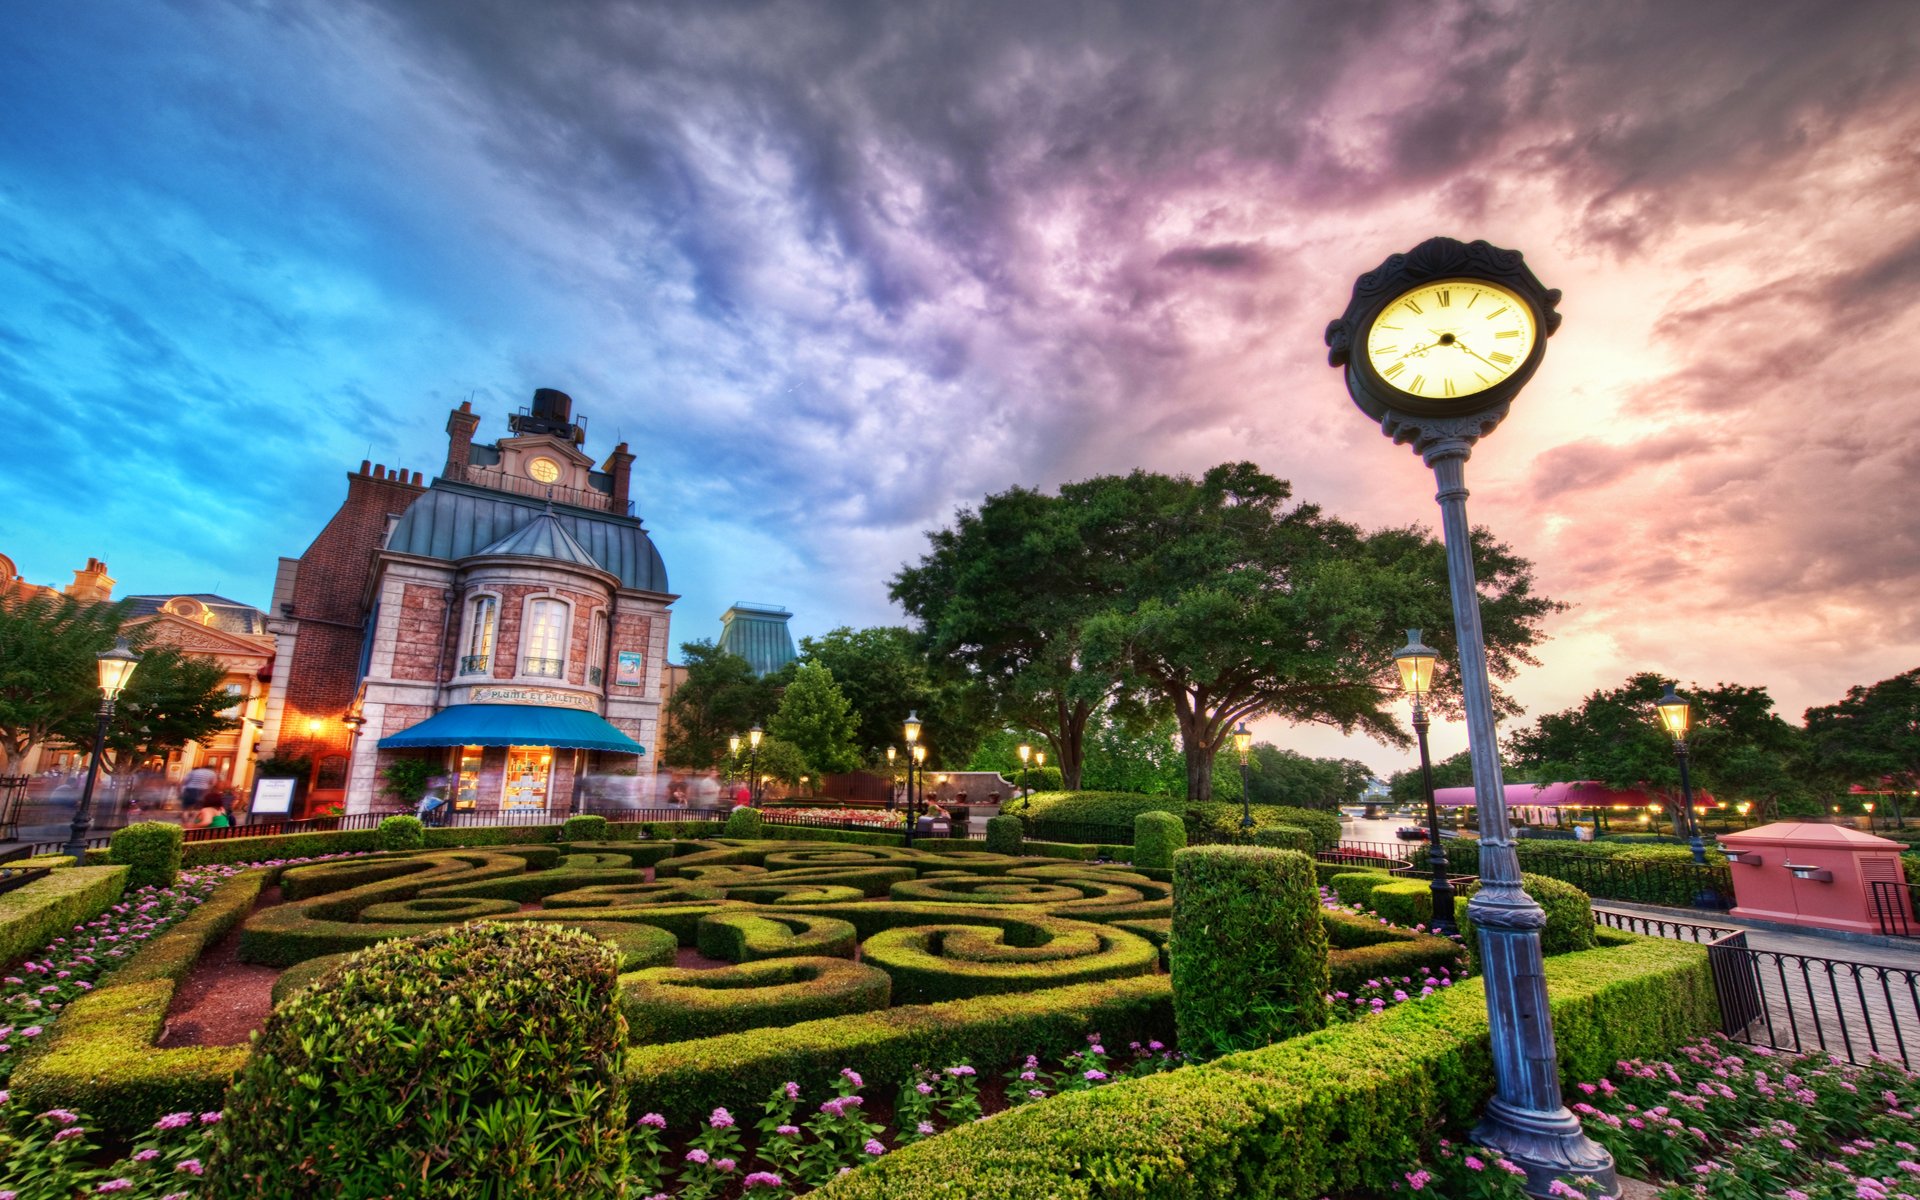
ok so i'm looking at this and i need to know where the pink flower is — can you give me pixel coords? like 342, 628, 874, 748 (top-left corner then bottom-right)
1547, 1183, 1585, 1199
743, 1174, 783, 1190
95, 1183, 133, 1195
917, 1121, 935, 1135
1404, 1168, 1432, 1191
684, 1148, 709, 1165
709, 1107, 734, 1129
715, 1158, 736, 1173
775, 1124, 800, 1136
864, 1139, 886, 1155
637, 1112, 666, 1129
53, 1128, 85, 1143
174, 1160, 203, 1176
841, 1068, 864, 1088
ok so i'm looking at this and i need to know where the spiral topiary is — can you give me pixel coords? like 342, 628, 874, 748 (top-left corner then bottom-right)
208, 922, 629, 1198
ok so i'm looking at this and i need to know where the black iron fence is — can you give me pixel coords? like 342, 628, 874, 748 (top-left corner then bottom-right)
1709, 931, 1920, 1069
0, 775, 27, 841
1869, 879, 1917, 938
1592, 908, 1734, 944
1361, 838, 1735, 910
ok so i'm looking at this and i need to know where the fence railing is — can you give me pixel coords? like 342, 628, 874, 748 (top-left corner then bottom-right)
1709, 931, 1920, 1069
0, 775, 28, 840
1869, 878, 1917, 938
1392, 839, 1735, 910
1592, 908, 1735, 944
1318, 847, 1415, 875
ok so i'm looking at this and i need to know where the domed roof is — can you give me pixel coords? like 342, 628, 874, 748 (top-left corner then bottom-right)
385, 482, 669, 593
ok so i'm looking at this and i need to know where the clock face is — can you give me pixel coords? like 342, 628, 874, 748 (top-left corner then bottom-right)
527, 457, 561, 484
1364, 279, 1537, 401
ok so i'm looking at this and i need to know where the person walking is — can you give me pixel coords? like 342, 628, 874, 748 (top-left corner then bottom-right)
181, 765, 217, 811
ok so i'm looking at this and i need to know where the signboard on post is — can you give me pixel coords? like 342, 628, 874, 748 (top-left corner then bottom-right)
252, 777, 298, 818
614, 650, 645, 687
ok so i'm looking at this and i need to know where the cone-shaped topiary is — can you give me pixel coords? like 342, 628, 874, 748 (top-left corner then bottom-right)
1132, 810, 1186, 869
1169, 845, 1328, 1059
207, 922, 629, 1198
376, 813, 426, 851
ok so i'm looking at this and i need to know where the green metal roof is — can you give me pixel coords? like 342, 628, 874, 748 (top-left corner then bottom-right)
385, 481, 668, 592
719, 602, 797, 677
471, 508, 602, 571
378, 704, 644, 754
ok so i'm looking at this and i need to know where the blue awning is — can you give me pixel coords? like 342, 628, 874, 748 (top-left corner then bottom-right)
378, 704, 644, 754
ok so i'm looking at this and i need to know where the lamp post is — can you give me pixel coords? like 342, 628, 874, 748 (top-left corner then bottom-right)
903, 712, 923, 848
1233, 724, 1254, 830
727, 734, 741, 795
1017, 742, 1032, 799
1395, 629, 1456, 936
1654, 684, 1709, 867
1736, 801, 1752, 828
1863, 801, 1876, 831
886, 745, 898, 809
66, 638, 142, 858
747, 726, 763, 805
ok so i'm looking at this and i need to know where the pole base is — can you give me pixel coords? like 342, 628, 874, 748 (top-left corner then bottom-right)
1473, 1096, 1619, 1199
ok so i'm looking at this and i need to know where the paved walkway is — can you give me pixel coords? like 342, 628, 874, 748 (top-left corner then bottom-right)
1593, 898, 1920, 969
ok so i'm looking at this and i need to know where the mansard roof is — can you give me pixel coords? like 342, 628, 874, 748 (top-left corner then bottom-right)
385, 481, 669, 593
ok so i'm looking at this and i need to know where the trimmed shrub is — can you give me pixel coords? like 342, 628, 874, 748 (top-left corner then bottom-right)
0, 865, 129, 968
358, 896, 521, 923
16, 854, 75, 868
695, 911, 858, 961
619, 956, 891, 1043
108, 822, 183, 889
1170, 845, 1328, 1059
11, 871, 264, 1133
624, 974, 1172, 1124
208, 923, 628, 1198
1252, 824, 1313, 854
724, 805, 766, 837
562, 813, 610, 841
1016, 791, 1342, 850
270, 950, 353, 1006
1320, 909, 1464, 993
1132, 810, 1186, 869
985, 813, 1024, 855
1456, 872, 1596, 964
1326, 869, 1392, 908
810, 937, 1717, 1200
1368, 879, 1435, 927
376, 813, 426, 851
862, 919, 1158, 1004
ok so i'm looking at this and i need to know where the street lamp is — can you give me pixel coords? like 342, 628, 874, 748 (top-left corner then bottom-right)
1654, 684, 1709, 866
1017, 742, 1032, 799
885, 745, 898, 809
747, 726, 763, 805
903, 712, 923, 847
1395, 628, 1455, 936
66, 638, 142, 858
728, 734, 741, 794
1232, 724, 1254, 830
1736, 801, 1752, 828
1863, 800, 1876, 831
908, 744, 927, 848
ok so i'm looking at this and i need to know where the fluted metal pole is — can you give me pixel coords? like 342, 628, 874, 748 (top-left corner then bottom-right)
1427, 442, 1616, 1199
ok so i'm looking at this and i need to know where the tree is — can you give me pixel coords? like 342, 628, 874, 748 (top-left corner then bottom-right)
1071, 463, 1559, 801
1804, 669, 1920, 827
1506, 673, 1807, 826
1244, 747, 1374, 810
1080, 712, 1187, 797
662, 641, 778, 769
768, 661, 862, 777
0, 591, 127, 769
892, 486, 1149, 789
797, 625, 995, 768
1387, 749, 1475, 807
75, 646, 239, 774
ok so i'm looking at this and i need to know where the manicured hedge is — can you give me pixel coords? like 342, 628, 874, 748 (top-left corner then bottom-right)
0, 865, 129, 969
562, 814, 609, 841
1321, 912, 1463, 994
1132, 810, 1185, 869
811, 937, 1717, 1200
1326, 870, 1392, 907
695, 911, 858, 961
1456, 872, 1595, 964
1170, 846, 1327, 1059
1252, 825, 1313, 854
725, 806, 767, 837
108, 822, 183, 889
985, 814, 1024, 855
376, 813, 426, 851
11, 870, 266, 1134
1014, 791, 1342, 850
210, 923, 629, 1198
620, 955, 891, 1043
623, 974, 1173, 1124
1368, 878, 1436, 927
863, 918, 1158, 1004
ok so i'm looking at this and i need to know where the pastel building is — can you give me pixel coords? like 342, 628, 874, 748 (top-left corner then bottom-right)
260, 389, 675, 816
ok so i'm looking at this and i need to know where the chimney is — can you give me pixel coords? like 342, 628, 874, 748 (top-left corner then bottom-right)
65, 556, 115, 603
445, 401, 481, 479
603, 441, 637, 513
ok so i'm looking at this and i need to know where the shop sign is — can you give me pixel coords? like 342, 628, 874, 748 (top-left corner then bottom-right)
614, 650, 645, 687
469, 687, 596, 710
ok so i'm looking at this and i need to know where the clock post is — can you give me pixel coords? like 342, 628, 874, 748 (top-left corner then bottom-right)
1327, 237, 1617, 1200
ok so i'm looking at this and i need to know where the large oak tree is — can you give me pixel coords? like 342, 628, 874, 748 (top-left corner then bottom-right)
1804, 668, 1920, 826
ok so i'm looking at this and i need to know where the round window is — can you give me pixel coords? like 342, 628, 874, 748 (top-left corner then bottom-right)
527, 457, 561, 484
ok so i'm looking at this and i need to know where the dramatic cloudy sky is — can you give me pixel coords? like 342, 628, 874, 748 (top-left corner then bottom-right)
4, 0, 1918, 771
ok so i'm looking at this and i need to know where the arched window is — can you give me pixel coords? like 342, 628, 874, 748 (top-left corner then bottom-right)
587, 609, 609, 685
524, 599, 568, 678
462, 595, 497, 675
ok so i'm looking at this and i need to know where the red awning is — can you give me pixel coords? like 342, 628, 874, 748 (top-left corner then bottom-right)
1434, 781, 1712, 808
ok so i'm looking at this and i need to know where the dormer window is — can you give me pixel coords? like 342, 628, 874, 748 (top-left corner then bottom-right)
524, 599, 567, 678
461, 595, 497, 675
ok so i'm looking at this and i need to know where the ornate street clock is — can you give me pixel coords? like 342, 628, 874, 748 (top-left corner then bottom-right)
1326, 237, 1561, 442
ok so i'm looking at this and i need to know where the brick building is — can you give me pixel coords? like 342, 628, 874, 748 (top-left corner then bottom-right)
258, 389, 675, 816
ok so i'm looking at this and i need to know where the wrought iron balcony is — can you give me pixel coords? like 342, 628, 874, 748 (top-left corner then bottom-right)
459, 654, 490, 675
588, 666, 604, 686
524, 657, 565, 678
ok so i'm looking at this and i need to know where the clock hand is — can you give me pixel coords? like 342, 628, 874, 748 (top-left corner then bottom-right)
1451, 338, 1504, 371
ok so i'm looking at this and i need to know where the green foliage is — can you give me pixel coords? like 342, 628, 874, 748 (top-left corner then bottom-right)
809, 938, 1717, 1200
1251, 824, 1313, 853
378, 756, 437, 806
725, 805, 766, 837
1321, 909, 1464, 993
107, 822, 182, 889
1388, 748, 1474, 807
0, 591, 127, 767
1243, 745, 1376, 810
1805, 668, 1920, 825
695, 911, 858, 962
1080, 713, 1188, 797
620, 956, 891, 1043
375, 813, 426, 851
1132, 810, 1185, 869
624, 975, 1171, 1124
769, 659, 864, 776
985, 813, 1023, 855
1368, 878, 1435, 926
92, 646, 241, 777
1456, 872, 1596, 965
1326, 869, 1392, 907
801, 625, 993, 768
1169, 845, 1328, 1059
563, 814, 610, 841
861, 918, 1158, 1004
1014, 790, 1342, 850
209, 923, 629, 1197
663, 639, 779, 769
0, 866, 129, 968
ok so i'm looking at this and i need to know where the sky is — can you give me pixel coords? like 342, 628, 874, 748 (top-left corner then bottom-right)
4, 0, 1919, 775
